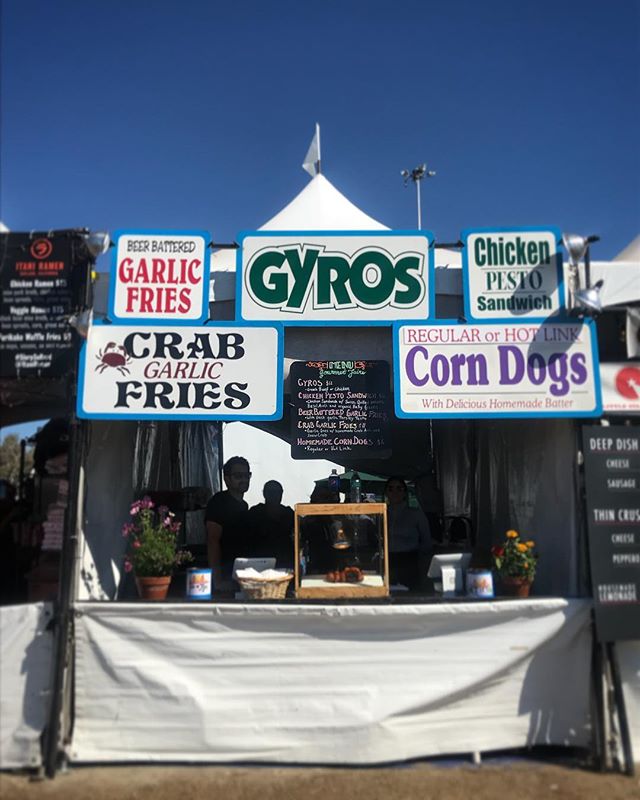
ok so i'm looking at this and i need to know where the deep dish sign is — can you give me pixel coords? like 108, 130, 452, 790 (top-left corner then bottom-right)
238, 232, 434, 324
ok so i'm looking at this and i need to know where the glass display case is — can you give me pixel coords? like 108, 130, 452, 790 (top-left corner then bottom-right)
294, 503, 389, 598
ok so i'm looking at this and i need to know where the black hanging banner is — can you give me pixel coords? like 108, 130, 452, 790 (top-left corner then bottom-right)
290, 359, 392, 460
0, 232, 87, 379
582, 425, 640, 642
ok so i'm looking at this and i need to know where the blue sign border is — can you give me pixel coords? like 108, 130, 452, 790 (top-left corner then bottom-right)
107, 229, 212, 326
76, 320, 284, 422
236, 229, 435, 326
461, 226, 566, 324
392, 317, 602, 420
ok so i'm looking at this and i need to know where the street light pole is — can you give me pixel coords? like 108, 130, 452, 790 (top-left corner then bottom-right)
401, 163, 436, 229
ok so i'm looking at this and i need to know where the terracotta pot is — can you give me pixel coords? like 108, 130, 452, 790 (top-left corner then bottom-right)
135, 575, 171, 601
501, 576, 532, 598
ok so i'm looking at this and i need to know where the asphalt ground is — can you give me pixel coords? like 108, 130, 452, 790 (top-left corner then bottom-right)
1, 758, 638, 800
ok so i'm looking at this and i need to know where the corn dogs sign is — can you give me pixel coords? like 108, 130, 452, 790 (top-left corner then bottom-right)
394, 320, 601, 418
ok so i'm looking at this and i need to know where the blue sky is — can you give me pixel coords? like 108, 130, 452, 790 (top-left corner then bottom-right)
1, 0, 639, 438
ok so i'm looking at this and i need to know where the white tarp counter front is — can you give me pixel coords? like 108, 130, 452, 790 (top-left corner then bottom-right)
0, 603, 53, 769
72, 598, 592, 764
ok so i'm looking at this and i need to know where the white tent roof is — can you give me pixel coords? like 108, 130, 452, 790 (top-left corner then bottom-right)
260, 174, 387, 231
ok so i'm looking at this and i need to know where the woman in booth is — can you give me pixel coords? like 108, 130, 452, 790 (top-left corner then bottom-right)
384, 476, 432, 591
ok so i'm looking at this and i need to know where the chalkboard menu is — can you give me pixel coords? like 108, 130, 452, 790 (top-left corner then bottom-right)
0, 232, 86, 378
582, 425, 640, 642
291, 360, 392, 459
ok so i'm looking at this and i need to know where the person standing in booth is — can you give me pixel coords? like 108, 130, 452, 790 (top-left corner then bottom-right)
248, 480, 294, 568
205, 456, 253, 589
384, 476, 432, 591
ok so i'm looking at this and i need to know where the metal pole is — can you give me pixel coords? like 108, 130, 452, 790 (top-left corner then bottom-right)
416, 179, 422, 230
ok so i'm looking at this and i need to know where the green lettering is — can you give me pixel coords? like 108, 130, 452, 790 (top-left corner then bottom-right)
316, 255, 351, 306
349, 251, 395, 306
393, 255, 423, 306
248, 250, 288, 305
284, 247, 320, 310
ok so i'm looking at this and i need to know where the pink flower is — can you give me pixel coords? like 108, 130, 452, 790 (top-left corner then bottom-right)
121, 523, 135, 537
124, 560, 133, 573
132, 540, 141, 549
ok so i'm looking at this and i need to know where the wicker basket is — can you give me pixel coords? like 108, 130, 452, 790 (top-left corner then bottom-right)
237, 574, 293, 600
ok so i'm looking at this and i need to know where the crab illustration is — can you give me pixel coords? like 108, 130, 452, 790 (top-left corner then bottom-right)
95, 342, 131, 375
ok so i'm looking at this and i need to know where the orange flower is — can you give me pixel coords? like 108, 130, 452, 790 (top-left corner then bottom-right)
526, 540, 535, 548
506, 530, 518, 539
516, 543, 528, 553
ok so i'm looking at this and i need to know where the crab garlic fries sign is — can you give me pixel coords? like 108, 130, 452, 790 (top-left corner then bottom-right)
109, 230, 211, 324
394, 320, 601, 418
77, 324, 283, 420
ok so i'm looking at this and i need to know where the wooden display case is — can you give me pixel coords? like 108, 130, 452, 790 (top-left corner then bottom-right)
294, 503, 389, 598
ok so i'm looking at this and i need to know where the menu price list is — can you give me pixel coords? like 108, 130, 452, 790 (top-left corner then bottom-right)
0, 233, 83, 378
582, 425, 640, 641
291, 360, 391, 460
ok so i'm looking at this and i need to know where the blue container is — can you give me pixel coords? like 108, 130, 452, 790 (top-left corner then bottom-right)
465, 569, 494, 598
186, 568, 212, 601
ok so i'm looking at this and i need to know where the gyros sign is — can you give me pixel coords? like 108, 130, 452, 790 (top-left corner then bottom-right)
238, 231, 434, 324
394, 320, 601, 418
109, 230, 211, 324
78, 323, 283, 420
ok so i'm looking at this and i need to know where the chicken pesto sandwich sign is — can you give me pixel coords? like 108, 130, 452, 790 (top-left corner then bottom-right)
77, 323, 283, 420
238, 231, 434, 325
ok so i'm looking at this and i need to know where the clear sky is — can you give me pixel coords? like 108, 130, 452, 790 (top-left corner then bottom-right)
1, 0, 638, 260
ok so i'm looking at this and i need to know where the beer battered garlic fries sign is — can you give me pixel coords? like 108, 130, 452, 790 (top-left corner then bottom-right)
462, 227, 564, 321
394, 320, 601, 418
78, 323, 283, 420
109, 230, 211, 324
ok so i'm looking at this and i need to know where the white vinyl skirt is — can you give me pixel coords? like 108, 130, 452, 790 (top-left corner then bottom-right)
0, 603, 53, 769
71, 598, 592, 764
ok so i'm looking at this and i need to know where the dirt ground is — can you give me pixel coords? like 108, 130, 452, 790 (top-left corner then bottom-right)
1, 761, 638, 800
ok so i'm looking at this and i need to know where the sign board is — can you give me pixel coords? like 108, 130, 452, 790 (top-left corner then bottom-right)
0, 232, 87, 378
290, 360, 392, 458
238, 231, 434, 325
582, 425, 640, 641
109, 230, 210, 324
600, 362, 640, 415
394, 320, 601, 418
462, 227, 564, 321
78, 323, 283, 421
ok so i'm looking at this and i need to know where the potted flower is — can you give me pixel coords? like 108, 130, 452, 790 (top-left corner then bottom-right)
122, 496, 193, 600
491, 529, 538, 597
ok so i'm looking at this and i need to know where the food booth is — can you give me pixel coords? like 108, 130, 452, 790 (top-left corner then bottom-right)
1, 177, 638, 775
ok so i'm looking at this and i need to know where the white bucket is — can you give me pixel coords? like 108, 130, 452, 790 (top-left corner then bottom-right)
186, 568, 212, 600
466, 569, 494, 598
